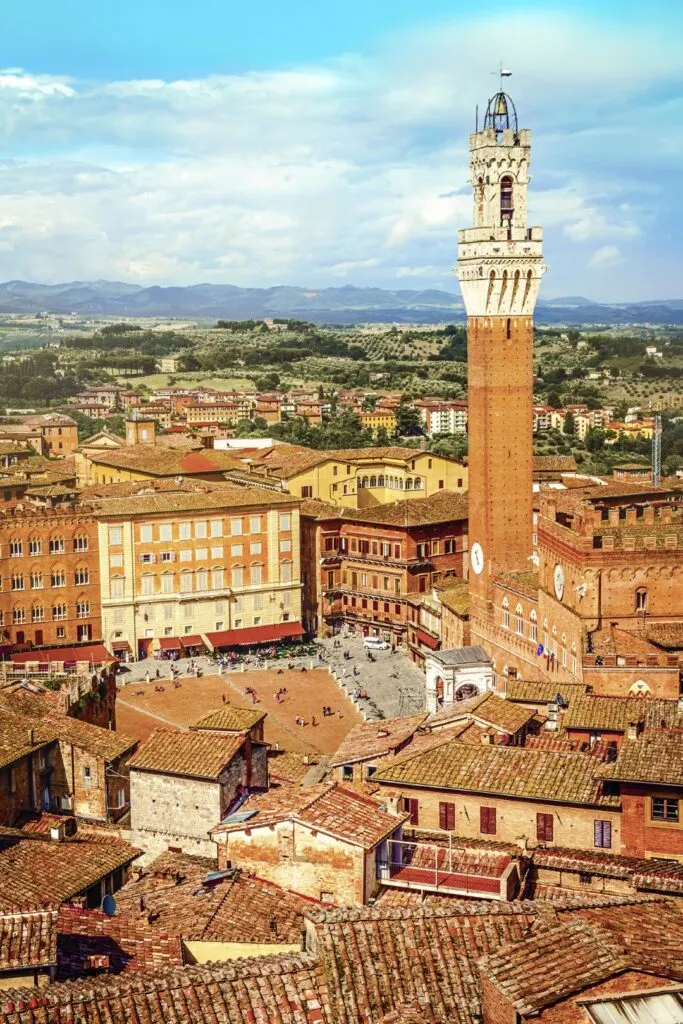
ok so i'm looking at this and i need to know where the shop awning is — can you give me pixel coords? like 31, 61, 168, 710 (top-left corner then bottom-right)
414, 628, 440, 651
10, 643, 117, 666
158, 637, 183, 651
110, 640, 130, 652
205, 622, 306, 650
181, 635, 204, 648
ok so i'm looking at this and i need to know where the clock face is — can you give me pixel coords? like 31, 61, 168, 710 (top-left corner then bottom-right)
554, 563, 565, 601
471, 542, 485, 576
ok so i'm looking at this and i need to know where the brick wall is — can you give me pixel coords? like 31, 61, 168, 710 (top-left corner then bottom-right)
481, 974, 516, 1024
0, 751, 42, 825
376, 782, 621, 853
618, 783, 683, 859
218, 821, 365, 904
535, 971, 675, 1024
130, 770, 222, 860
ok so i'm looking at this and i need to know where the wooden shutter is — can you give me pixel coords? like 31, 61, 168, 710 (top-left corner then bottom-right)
536, 813, 554, 843
439, 802, 455, 831
403, 798, 419, 826
480, 807, 496, 835
594, 819, 612, 849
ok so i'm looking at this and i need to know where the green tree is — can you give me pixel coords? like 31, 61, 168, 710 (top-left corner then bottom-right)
563, 411, 576, 436
394, 403, 423, 437
547, 391, 562, 409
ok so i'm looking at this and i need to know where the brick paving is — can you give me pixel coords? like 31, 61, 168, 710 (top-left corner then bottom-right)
319, 636, 427, 720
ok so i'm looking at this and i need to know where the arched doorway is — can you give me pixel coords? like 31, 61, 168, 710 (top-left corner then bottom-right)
454, 683, 480, 701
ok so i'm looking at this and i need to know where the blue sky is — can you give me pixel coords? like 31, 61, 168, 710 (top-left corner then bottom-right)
0, 0, 680, 300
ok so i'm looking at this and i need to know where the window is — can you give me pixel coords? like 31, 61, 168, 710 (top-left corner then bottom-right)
140, 553, 154, 565
402, 797, 419, 826
652, 797, 679, 823
279, 513, 291, 532
212, 568, 224, 590
231, 544, 244, 557
31, 606, 44, 623
636, 588, 648, 612
164, 603, 174, 620
73, 535, 88, 552
52, 603, 66, 621
342, 764, 353, 781
280, 561, 292, 584
161, 574, 174, 594
211, 546, 223, 559
530, 610, 538, 643
110, 553, 123, 568
232, 566, 244, 588
438, 480, 444, 489
158, 523, 172, 542
29, 539, 42, 556
280, 538, 292, 553
110, 578, 124, 599
160, 551, 174, 563
51, 571, 66, 588
83, 765, 92, 789
439, 802, 456, 831
301, 485, 313, 498
30, 572, 43, 589
253, 593, 264, 611
196, 569, 208, 591
210, 520, 223, 538
141, 575, 155, 596
516, 604, 524, 636
9, 540, 23, 557
109, 526, 122, 547
195, 548, 208, 561
180, 573, 193, 593
594, 820, 612, 849
12, 607, 25, 624
250, 542, 262, 556
75, 568, 89, 585
480, 807, 496, 835
140, 524, 153, 543
56, 626, 65, 638
11, 575, 24, 591
250, 516, 261, 534
536, 813, 554, 843
230, 518, 243, 537
76, 601, 90, 618
179, 522, 191, 540
179, 549, 192, 562
500, 174, 514, 221
251, 565, 263, 585
195, 521, 207, 540
502, 598, 510, 630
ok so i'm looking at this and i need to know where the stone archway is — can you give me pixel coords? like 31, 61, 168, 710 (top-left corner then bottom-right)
454, 682, 480, 702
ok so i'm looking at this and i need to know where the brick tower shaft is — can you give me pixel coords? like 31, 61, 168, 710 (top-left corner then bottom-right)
456, 89, 546, 606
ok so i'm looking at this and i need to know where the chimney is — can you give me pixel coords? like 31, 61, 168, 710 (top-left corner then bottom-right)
27, 728, 34, 746
627, 720, 643, 741
50, 822, 65, 842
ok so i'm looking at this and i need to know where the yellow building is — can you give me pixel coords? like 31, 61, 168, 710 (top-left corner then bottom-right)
358, 410, 398, 432
91, 481, 302, 659
227, 443, 467, 508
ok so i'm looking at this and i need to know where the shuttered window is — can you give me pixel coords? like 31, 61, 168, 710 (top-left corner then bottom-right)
594, 819, 612, 849
402, 798, 419, 826
536, 813, 554, 843
480, 807, 496, 835
439, 802, 455, 831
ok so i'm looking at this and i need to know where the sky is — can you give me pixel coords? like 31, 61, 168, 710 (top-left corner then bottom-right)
0, 0, 681, 301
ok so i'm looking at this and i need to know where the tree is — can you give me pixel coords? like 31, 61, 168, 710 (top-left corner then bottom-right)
547, 391, 562, 409
585, 428, 607, 453
394, 403, 423, 437
563, 411, 576, 436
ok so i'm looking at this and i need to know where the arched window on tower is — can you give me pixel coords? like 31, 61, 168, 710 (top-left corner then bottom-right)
636, 588, 648, 612
500, 175, 514, 227
476, 176, 484, 223
502, 597, 510, 630
515, 604, 524, 636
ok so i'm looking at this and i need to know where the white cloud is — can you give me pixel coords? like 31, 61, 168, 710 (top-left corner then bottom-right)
587, 245, 624, 270
0, 11, 678, 297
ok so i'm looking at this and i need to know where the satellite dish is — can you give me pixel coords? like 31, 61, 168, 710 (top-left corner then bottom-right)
101, 893, 116, 917
536, 644, 544, 656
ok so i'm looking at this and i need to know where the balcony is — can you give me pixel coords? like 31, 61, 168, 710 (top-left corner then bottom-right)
377, 839, 522, 901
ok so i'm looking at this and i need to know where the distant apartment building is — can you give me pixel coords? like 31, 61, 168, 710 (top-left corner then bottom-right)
92, 482, 302, 660
415, 400, 468, 436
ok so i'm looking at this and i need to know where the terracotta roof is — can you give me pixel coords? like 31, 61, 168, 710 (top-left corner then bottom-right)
128, 729, 248, 780
599, 729, 683, 786
213, 782, 407, 849
532, 845, 683, 894
495, 569, 539, 597
438, 581, 469, 616
87, 444, 242, 476
374, 738, 619, 808
563, 695, 683, 733
330, 714, 427, 768
0, 952, 325, 1024
426, 692, 535, 735
588, 624, 664, 660
56, 904, 184, 979
533, 455, 577, 474
0, 832, 139, 911
0, 709, 55, 771
0, 688, 136, 762
191, 705, 267, 733
324, 446, 442, 464
479, 919, 629, 1016
115, 852, 320, 944
0, 910, 57, 972
91, 482, 295, 517
647, 622, 683, 650
268, 748, 321, 785
505, 679, 588, 704
340, 491, 467, 528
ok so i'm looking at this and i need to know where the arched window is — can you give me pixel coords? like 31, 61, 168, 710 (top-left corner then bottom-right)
398, 478, 404, 489
73, 534, 88, 552
377, 475, 385, 487
476, 176, 484, 222
500, 175, 514, 223
31, 604, 44, 623
502, 597, 510, 630
369, 476, 377, 488
635, 588, 648, 612
529, 609, 538, 643
52, 603, 66, 621
49, 535, 65, 555
12, 606, 25, 624
414, 477, 422, 489
405, 478, 413, 491
515, 604, 524, 636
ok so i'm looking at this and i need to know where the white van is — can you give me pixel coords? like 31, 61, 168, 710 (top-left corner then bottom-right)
363, 636, 390, 651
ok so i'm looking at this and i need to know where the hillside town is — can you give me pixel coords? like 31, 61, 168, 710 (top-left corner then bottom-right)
0, 83, 680, 1024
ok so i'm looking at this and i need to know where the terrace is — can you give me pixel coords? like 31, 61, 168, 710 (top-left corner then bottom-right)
377, 838, 523, 901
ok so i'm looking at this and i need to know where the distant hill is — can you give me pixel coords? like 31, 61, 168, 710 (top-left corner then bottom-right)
0, 280, 682, 325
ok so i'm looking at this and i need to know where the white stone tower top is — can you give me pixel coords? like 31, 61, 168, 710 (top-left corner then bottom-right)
455, 89, 546, 318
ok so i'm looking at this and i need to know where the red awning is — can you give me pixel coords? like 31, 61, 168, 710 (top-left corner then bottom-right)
181, 635, 204, 648
414, 628, 440, 651
10, 643, 117, 666
205, 622, 306, 649
158, 637, 182, 651
110, 640, 131, 652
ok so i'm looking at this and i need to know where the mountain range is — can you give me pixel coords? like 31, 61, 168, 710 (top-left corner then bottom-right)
1, 280, 682, 325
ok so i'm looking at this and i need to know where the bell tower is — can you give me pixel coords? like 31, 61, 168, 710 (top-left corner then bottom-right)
456, 88, 546, 609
